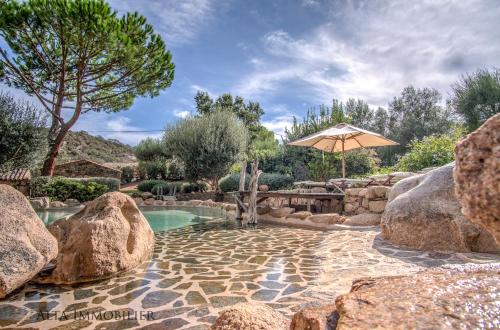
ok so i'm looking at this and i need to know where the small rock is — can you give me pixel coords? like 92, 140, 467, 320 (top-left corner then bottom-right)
269, 207, 295, 218
367, 186, 390, 199
141, 192, 153, 199
345, 188, 364, 196
64, 198, 80, 206
133, 197, 143, 206
286, 211, 313, 220
343, 203, 357, 213
343, 213, 381, 226
212, 302, 289, 330
257, 205, 272, 215
368, 200, 387, 213
144, 198, 155, 205
258, 185, 269, 192
49, 201, 67, 208
30, 197, 50, 209
308, 213, 346, 225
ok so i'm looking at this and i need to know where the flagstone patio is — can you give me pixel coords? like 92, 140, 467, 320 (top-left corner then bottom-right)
1, 219, 499, 329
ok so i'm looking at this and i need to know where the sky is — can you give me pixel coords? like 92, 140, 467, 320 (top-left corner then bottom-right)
2, 0, 500, 145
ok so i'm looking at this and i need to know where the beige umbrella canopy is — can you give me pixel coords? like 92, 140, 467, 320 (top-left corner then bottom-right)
288, 123, 398, 178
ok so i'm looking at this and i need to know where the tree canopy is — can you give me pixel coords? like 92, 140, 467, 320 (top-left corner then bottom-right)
194, 91, 264, 141
163, 110, 248, 191
451, 68, 500, 132
0, 0, 175, 175
0, 92, 47, 171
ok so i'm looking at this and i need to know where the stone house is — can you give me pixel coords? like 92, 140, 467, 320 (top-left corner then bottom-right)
54, 159, 122, 179
0, 169, 31, 195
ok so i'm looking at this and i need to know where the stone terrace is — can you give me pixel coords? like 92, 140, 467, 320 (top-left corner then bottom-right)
1, 219, 498, 329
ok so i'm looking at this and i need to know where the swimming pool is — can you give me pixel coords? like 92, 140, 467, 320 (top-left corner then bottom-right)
36, 205, 227, 232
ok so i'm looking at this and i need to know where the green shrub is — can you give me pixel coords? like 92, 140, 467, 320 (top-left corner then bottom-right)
219, 173, 250, 192
139, 160, 167, 180
32, 177, 108, 202
396, 130, 463, 172
137, 180, 165, 192
151, 182, 171, 195
218, 172, 293, 192
180, 182, 207, 193
121, 166, 134, 183
74, 177, 120, 191
259, 173, 294, 190
30, 176, 53, 197
165, 158, 185, 180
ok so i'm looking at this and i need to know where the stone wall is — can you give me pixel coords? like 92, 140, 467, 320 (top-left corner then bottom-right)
54, 160, 121, 179
344, 186, 389, 215
0, 180, 30, 195
255, 187, 343, 214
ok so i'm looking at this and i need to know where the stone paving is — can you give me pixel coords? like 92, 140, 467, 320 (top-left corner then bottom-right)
1, 218, 499, 329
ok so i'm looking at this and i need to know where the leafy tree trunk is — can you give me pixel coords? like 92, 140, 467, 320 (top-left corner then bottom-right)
238, 161, 247, 191
247, 159, 261, 224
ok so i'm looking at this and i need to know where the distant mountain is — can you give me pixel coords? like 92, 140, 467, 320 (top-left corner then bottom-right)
57, 131, 136, 166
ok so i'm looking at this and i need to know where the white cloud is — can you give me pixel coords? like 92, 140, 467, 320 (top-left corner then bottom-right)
237, 0, 500, 107
302, 0, 320, 8
108, 0, 222, 46
262, 114, 296, 140
190, 84, 216, 98
174, 110, 190, 118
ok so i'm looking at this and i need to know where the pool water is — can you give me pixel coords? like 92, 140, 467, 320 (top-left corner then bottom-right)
36, 205, 226, 232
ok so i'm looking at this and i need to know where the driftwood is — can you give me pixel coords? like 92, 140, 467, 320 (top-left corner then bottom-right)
247, 159, 262, 224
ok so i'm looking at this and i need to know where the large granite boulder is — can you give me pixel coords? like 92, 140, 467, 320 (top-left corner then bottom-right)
334, 264, 500, 329
0, 185, 58, 298
38, 192, 154, 284
381, 164, 499, 252
454, 113, 500, 243
212, 303, 289, 330
290, 304, 337, 330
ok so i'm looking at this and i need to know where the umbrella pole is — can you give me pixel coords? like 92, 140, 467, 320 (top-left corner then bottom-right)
342, 139, 346, 178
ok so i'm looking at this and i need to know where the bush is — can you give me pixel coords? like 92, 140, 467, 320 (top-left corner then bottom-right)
139, 160, 167, 180
396, 130, 463, 172
121, 166, 134, 183
165, 158, 185, 180
73, 177, 120, 192
140, 180, 206, 194
30, 176, 53, 197
164, 110, 248, 191
219, 173, 250, 192
32, 177, 108, 202
151, 182, 171, 195
218, 173, 293, 192
259, 173, 294, 191
137, 180, 165, 192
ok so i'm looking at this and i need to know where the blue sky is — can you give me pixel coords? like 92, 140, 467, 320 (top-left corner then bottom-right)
3, 0, 500, 145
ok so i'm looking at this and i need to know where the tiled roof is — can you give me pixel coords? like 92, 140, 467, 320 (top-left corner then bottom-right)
0, 169, 31, 181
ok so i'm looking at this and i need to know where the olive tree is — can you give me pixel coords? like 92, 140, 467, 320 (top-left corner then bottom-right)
0, 0, 175, 175
0, 92, 47, 171
451, 68, 500, 132
163, 110, 248, 193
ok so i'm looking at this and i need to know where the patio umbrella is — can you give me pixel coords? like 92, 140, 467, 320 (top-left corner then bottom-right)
288, 123, 398, 178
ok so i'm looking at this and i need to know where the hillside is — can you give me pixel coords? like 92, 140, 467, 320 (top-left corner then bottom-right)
58, 131, 136, 166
